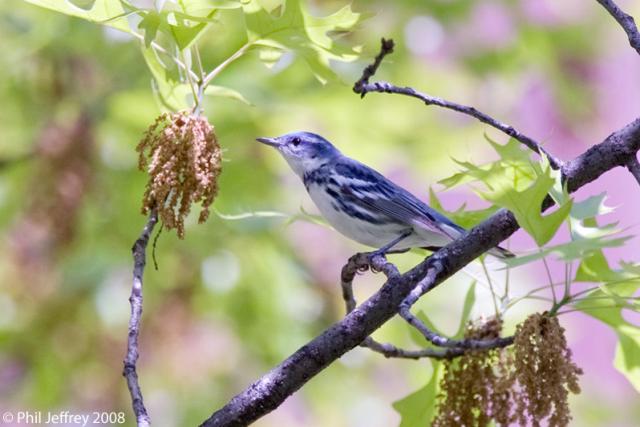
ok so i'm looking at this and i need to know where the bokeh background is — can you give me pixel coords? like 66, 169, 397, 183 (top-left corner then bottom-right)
1, 0, 639, 426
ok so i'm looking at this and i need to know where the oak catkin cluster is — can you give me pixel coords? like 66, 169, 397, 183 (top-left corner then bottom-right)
512, 313, 582, 427
136, 112, 222, 238
433, 313, 582, 427
433, 317, 512, 427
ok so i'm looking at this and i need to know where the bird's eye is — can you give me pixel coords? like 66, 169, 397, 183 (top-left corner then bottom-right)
292, 137, 301, 146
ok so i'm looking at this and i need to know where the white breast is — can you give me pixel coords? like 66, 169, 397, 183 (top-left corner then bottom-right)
306, 183, 447, 250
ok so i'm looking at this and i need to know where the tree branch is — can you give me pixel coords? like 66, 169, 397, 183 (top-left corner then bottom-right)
123, 210, 158, 427
596, 0, 640, 56
341, 253, 512, 357
626, 153, 640, 186
353, 37, 395, 96
340, 253, 464, 360
353, 39, 562, 170
397, 259, 513, 350
200, 114, 640, 427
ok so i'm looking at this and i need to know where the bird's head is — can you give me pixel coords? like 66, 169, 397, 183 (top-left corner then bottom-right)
256, 131, 341, 176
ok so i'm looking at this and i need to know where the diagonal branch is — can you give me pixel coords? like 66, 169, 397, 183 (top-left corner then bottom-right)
200, 115, 640, 427
596, 0, 640, 56
123, 210, 158, 427
353, 39, 562, 170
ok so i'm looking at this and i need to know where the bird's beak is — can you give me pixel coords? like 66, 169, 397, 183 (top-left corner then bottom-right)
256, 136, 281, 147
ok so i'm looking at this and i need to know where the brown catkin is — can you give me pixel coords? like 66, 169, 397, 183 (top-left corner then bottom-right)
512, 313, 583, 427
432, 313, 582, 427
433, 317, 505, 427
136, 112, 222, 238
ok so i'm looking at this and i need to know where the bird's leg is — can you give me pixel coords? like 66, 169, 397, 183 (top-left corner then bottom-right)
385, 248, 411, 254
368, 229, 413, 263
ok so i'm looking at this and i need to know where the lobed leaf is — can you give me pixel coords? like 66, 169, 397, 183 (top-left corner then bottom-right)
574, 274, 640, 391
24, 0, 132, 32
141, 46, 192, 111
205, 85, 253, 105
242, 0, 364, 83
393, 362, 442, 427
480, 161, 572, 246
428, 188, 498, 230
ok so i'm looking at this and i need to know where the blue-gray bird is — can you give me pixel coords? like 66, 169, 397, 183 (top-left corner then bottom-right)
257, 131, 513, 259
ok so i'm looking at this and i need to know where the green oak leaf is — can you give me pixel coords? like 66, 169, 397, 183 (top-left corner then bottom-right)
24, 0, 132, 33
241, 0, 364, 83
454, 282, 476, 339
137, 0, 242, 50
574, 276, 640, 391
480, 161, 572, 246
141, 46, 192, 111
504, 221, 629, 268
138, 10, 161, 47
438, 137, 537, 191
570, 192, 614, 220
393, 362, 442, 427
428, 188, 498, 230
205, 85, 252, 105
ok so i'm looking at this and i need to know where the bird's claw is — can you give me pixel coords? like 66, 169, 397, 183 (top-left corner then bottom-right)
367, 251, 388, 272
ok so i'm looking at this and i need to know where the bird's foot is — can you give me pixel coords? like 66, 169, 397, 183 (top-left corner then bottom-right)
367, 250, 388, 273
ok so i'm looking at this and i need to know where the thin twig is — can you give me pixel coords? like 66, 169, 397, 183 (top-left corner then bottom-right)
596, 0, 640, 56
123, 210, 158, 427
361, 337, 464, 359
194, 45, 207, 81
397, 257, 514, 349
340, 253, 463, 360
353, 37, 395, 97
183, 49, 201, 114
353, 39, 563, 169
152, 223, 163, 271
479, 258, 500, 317
541, 253, 557, 303
626, 154, 640, 185
201, 42, 253, 89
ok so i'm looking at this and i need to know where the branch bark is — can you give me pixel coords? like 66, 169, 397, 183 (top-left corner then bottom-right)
596, 0, 640, 56
123, 210, 158, 427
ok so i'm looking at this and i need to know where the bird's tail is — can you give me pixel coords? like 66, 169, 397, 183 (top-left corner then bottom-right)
488, 245, 515, 260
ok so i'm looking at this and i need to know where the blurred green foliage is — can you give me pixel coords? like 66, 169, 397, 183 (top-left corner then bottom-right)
1, 0, 640, 426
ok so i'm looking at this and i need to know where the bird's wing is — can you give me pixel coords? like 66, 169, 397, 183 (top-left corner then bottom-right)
334, 159, 466, 239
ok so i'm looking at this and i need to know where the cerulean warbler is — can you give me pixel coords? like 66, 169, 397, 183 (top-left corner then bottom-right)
257, 131, 513, 259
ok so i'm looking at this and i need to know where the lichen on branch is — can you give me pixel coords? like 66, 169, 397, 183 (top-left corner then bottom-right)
136, 112, 222, 238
